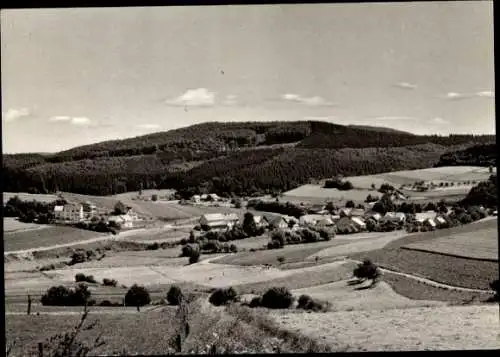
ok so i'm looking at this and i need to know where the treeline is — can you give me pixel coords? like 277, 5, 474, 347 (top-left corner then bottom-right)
4, 196, 61, 223
4, 144, 470, 197
435, 143, 497, 167
461, 174, 497, 208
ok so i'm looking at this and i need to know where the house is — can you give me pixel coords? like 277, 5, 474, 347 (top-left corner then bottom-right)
351, 216, 367, 230
336, 217, 360, 234
191, 195, 201, 203
434, 215, 448, 228
282, 215, 298, 228
316, 216, 335, 227
339, 208, 364, 218
381, 212, 406, 224
54, 203, 84, 223
308, 204, 326, 214
339, 208, 352, 217
299, 214, 324, 226
81, 201, 97, 219
268, 216, 289, 230
415, 212, 437, 224
108, 214, 134, 229
423, 217, 437, 229
253, 215, 269, 229
199, 213, 239, 230
365, 211, 382, 223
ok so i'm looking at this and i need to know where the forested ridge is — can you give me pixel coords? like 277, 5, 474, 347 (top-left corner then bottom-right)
434, 143, 497, 167
2, 120, 495, 197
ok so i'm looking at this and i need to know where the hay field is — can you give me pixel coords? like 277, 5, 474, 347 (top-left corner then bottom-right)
4, 226, 108, 252
270, 304, 500, 351
291, 280, 445, 311
3, 217, 51, 233
402, 227, 498, 261
3, 192, 59, 204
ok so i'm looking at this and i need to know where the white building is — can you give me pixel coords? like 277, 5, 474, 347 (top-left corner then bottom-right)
199, 213, 239, 230
54, 203, 84, 223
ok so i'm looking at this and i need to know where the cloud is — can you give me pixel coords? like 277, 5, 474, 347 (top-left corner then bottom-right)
475, 90, 495, 98
442, 90, 494, 100
394, 82, 417, 90
166, 88, 216, 107
3, 108, 30, 122
371, 116, 416, 121
49, 115, 71, 122
281, 94, 336, 106
49, 116, 91, 125
431, 117, 449, 125
222, 94, 238, 106
137, 124, 161, 130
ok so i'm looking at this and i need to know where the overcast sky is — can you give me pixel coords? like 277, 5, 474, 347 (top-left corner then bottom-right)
1, 2, 495, 153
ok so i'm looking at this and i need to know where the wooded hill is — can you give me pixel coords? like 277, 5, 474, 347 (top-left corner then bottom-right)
3, 121, 495, 197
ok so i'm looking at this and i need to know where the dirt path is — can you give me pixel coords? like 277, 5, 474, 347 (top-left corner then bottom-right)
347, 259, 496, 294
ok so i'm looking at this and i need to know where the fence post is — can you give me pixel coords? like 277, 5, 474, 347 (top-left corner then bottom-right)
27, 294, 32, 315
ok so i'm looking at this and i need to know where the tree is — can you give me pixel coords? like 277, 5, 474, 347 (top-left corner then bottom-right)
242, 212, 258, 237
345, 200, 355, 208
113, 201, 127, 215
124, 284, 151, 307
151, 194, 159, 202
261, 287, 294, 309
353, 259, 381, 286
167, 285, 184, 305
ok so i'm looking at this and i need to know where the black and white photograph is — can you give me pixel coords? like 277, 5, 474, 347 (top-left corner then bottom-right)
2, 1, 498, 354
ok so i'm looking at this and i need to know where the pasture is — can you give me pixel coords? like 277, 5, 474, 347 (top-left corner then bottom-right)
282, 166, 493, 204
402, 227, 498, 261
3, 192, 59, 204
3, 217, 50, 233
4, 226, 108, 252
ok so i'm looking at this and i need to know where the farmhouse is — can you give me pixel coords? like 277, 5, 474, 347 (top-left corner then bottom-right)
199, 213, 239, 230
108, 214, 134, 229
351, 216, 367, 230
382, 212, 406, 224
54, 203, 84, 223
316, 216, 335, 227
365, 211, 382, 222
415, 212, 437, 224
299, 214, 324, 226
423, 218, 437, 229
252, 215, 269, 229
336, 216, 362, 233
81, 201, 97, 219
435, 215, 448, 228
267, 216, 289, 230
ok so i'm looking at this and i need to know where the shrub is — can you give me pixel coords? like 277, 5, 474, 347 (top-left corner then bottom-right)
271, 230, 286, 247
147, 242, 160, 250
297, 294, 329, 312
181, 243, 199, 257
261, 287, 294, 309
102, 278, 118, 287
75, 274, 97, 284
229, 243, 238, 253
267, 239, 282, 250
277, 256, 285, 264
167, 285, 184, 305
189, 249, 201, 264
299, 228, 320, 243
353, 259, 381, 281
209, 287, 238, 306
249, 296, 262, 308
124, 284, 151, 307
41, 284, 92, 306
345, 200, 355, 208
202, 240, 222, 253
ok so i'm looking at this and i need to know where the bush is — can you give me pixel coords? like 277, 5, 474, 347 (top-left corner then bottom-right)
271, 230, 286, 247
166, 285, 184, 305
181, 243, 200, 257
209, 287, 238, 306
124, 284, 151, 307
297, 294, 329, 312
75, 273, 97, 284
189, 249, 201, 264
261, 287, 294, 309
299, 228, 320, 243
249, 296, 262, 308
147, 242, 160, 250
41, 284, 92, 306
180, 238, 188, 245
353, 259, 381, 281
202, 240, 222, 253
267, 239, 282, 250
277, 256, 285, 264
229, 243, 238, 253
102, 278, 118, 287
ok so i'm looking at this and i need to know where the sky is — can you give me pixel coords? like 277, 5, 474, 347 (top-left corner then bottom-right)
1, 2, 495, 154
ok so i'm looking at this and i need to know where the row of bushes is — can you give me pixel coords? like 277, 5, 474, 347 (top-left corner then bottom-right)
74, 273, 118, 287
267, 227, 333, 249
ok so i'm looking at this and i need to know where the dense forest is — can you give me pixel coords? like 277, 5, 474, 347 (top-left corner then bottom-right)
3, 121, 496, 197
434, 143, 497, 167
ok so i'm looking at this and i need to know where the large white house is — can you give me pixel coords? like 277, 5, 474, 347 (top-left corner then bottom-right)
54, 203, 84, 223
199, 213, 239, 230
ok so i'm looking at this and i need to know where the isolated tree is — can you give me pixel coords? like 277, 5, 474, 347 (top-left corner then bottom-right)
242, 212, 258, 236
113, 201, 127, 215
353, 259, 381, 286
124, 284, 151, 307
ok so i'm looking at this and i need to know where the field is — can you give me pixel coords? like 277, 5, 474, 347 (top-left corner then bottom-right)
3, 192, 59, 204
3, 217, 51, 233
4, 225, 109, 252
282, 166, 493, 204
402, 226, 498, 261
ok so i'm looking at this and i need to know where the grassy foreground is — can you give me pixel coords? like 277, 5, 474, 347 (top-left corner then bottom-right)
5, 297, 336, 356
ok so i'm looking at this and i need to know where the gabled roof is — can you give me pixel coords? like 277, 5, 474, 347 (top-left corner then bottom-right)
351, 216, 366, 227
201, 213, 239, 222
415, 212, 437, 222
253, 215, 268, 224
316, 217, 334, 225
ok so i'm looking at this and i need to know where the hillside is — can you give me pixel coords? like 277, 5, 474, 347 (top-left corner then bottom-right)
2, 120, 495, 197
435, 143, 497, 167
